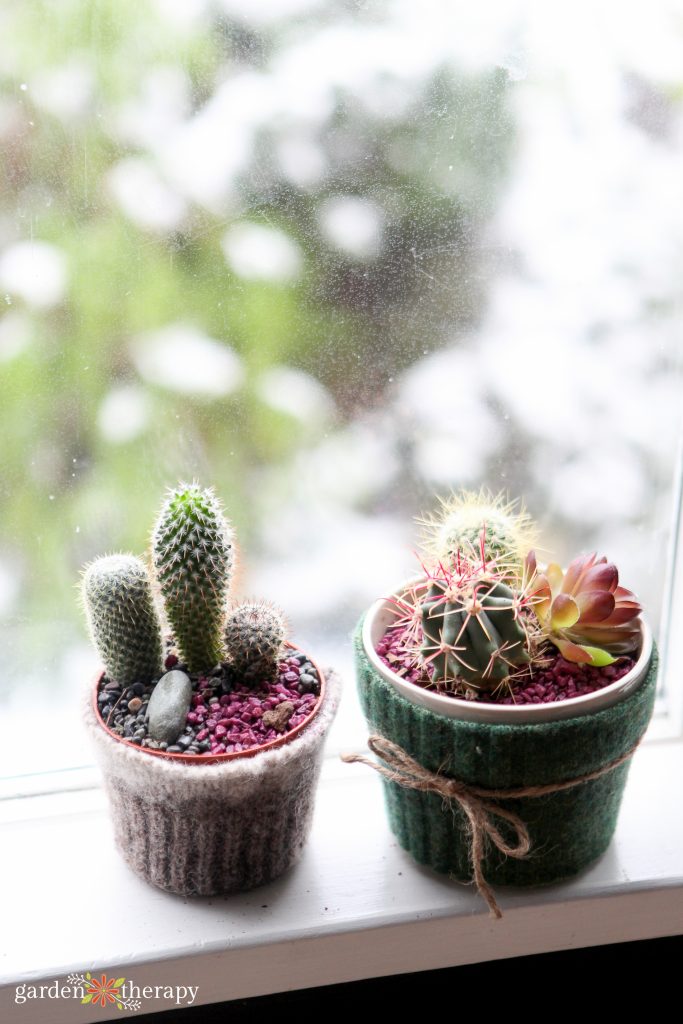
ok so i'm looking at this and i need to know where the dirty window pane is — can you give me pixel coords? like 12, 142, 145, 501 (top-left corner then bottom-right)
1, 3, 682, 779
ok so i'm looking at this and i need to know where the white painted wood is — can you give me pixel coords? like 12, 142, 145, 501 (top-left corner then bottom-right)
1, 737, 682, 1023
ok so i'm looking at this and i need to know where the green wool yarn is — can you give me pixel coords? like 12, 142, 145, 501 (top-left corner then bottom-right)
224, 601, 286, 684
152, 483, 234, 674
82, 554, 163, 685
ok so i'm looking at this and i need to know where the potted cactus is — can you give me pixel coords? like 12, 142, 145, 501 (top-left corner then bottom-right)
82, 483, 340, 896
349, 491, 656, 917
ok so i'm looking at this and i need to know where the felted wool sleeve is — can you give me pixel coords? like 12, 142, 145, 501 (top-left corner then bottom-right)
84, 668, 342, 895
353, 618, 657, 886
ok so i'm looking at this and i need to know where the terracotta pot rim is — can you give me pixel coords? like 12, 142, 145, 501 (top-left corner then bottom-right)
362, 578, 653, 724
92, 640, 326, 764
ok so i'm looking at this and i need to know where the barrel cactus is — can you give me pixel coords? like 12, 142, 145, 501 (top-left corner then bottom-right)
420, 562, 531, 693
82, 553, 163, 686
224, 600, 287, 684
152, 483, 234, 674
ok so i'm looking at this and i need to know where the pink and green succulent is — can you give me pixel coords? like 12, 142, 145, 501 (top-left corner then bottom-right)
525, 551, 641, 666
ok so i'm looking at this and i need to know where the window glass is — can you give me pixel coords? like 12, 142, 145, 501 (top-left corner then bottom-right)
2, 1, 682, 779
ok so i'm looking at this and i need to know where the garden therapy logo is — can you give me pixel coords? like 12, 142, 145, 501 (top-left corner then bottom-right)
14, 974, 199, 1011
69, 973, 140, 1012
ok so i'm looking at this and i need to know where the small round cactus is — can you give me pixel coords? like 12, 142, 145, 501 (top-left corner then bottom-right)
82, 554, 163, 686
152, 483, 234, 674
224, 600, 287, 684
420, 489, 537, 575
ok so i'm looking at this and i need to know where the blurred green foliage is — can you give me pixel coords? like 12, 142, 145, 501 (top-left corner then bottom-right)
0, 0, 512, 639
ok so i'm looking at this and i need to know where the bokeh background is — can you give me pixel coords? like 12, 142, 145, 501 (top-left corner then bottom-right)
2, 0, 683, 777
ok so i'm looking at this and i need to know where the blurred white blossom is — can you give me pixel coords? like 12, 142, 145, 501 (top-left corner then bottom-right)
97, 385, 150, 444
130, 324, 244, 397
222, 223, 302, 282
0, 241, 67, 308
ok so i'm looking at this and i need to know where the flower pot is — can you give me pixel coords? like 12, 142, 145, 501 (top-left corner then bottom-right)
85, 657, 341, 896
353, 584, 657, 894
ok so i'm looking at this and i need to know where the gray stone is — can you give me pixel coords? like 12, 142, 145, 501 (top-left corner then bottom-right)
146, 670, 192, 745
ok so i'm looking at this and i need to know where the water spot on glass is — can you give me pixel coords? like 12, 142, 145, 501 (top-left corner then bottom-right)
75, 526, 80, 533
20, 83, 27, 91
48, 494, 54, 501
4, 295, 11, 305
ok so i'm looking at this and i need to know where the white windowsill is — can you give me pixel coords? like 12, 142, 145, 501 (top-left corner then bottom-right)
1, 736, 682, 1023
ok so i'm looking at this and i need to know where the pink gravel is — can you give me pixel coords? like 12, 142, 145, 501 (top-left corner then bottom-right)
376, 623, 635, 705
192, 654, 320, 754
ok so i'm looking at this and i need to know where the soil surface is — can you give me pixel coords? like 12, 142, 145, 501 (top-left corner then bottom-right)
96, 649, 322, 756
376, 622, 635, 704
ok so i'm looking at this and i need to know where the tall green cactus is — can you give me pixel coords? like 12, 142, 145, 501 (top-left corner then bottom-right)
82, 554, 163, 685
421, 575, 530, 692
224, 600, 286, 683
152, 483, 234, 673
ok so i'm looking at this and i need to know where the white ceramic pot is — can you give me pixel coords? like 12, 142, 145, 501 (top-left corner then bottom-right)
362, 580, 653, 724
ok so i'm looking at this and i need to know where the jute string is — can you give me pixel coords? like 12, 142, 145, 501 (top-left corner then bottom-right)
341, 734, 641, 919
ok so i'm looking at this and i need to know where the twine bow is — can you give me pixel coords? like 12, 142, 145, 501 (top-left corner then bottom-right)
342, 733, 641, 919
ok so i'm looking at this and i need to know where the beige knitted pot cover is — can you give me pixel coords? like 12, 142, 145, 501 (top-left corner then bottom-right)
84, 669, 342, 895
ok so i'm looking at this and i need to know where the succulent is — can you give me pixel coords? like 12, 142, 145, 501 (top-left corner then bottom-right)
152, 483, 234, 674
82, 554, 163, 685
419, 489, 537, 576
224, 600, 287, 684
525, 551, 642, 666
419, 558, 531, 692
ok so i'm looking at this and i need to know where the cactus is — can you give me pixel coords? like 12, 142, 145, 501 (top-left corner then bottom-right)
82, 553, 163, 685
525, 550, 642, 666
420, 559, 531, 692
419, 489, 537, 576
224, 600, 287, 683
152, 483, 234, 673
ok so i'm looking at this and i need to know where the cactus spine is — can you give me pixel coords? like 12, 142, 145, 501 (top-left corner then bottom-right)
82, 554, 163, 685
420, 570, 530, 692
152, 483, 234, 674
224, 601, 286, 684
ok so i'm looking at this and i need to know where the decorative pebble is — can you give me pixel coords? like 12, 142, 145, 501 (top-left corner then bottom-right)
263, 701, 295, 733
146, 670, 193, 744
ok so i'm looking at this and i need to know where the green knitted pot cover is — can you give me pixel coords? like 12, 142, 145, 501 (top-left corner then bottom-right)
353, 618, 657, 887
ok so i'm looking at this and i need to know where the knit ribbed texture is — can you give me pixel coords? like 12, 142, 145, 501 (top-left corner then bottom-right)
85, 669, 341, 895
354, 620, 657, 886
